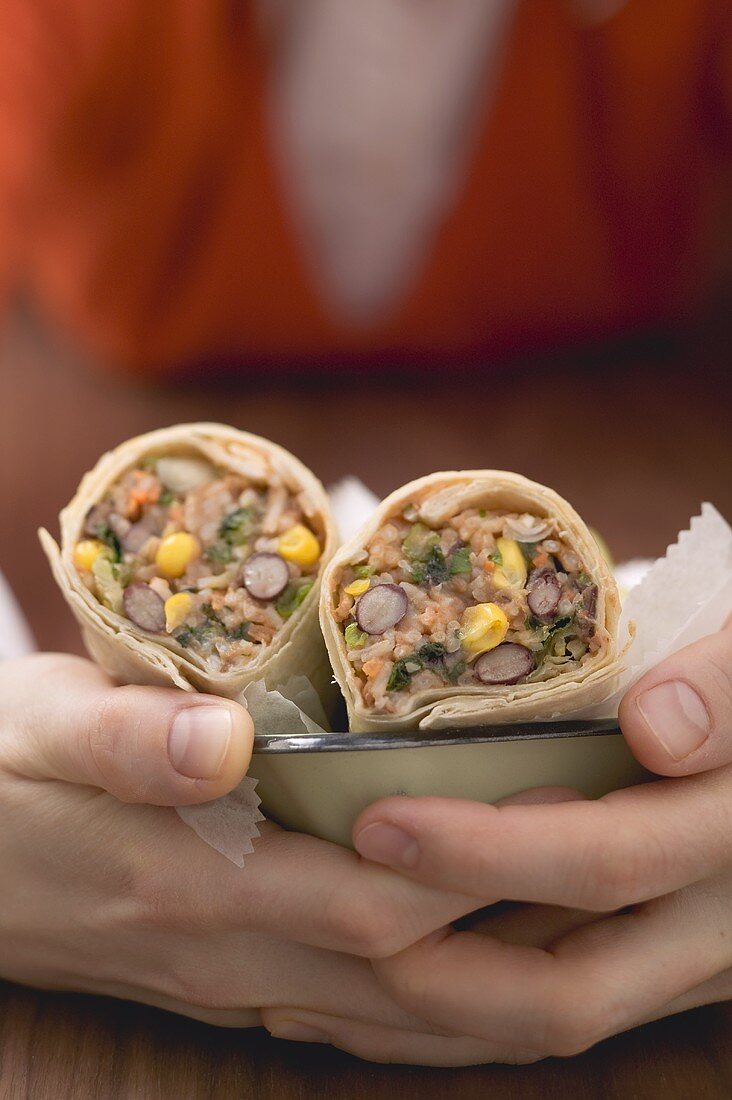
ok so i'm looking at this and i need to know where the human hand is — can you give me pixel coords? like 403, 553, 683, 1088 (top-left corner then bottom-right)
272, 619, 732, 1063
0, 654, 487, 1051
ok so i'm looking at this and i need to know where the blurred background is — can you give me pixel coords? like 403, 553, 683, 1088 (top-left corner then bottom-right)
1, 0, 730, 655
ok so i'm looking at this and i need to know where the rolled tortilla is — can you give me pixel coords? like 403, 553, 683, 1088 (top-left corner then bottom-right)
41, 424, 338, 705
320, 471, 626, 732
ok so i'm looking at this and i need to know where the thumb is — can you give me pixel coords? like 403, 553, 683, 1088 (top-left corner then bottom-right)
1, 654, 253, 805
618, 616, 732, 777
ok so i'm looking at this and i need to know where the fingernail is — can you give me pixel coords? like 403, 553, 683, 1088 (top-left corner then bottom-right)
637, 681, 710, 760
168, 707, 232, 779
271, 1022, 329, 1044
355, 822, 419, 868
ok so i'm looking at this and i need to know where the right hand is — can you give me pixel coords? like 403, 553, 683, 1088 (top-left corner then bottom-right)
0, 653, 518, 1065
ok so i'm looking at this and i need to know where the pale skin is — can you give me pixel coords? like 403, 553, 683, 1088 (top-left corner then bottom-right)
0, 618, 730, 1066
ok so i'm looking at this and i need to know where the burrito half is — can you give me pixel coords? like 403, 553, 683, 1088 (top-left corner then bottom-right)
320, 472, 624, 732
41, 424, 338, 704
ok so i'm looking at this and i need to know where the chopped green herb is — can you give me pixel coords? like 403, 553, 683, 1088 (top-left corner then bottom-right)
219, 507, 255, 547
445, 659, 466, 684
449, 546, 472, 575
231, 621, 251, 641
402, 523, 440, 562
519, 542, 538, 565
383, 642, 463, 690
535, 616, 575, 664
550, 616, 572, 633
418, 642, 447, 664
158, 488, 175, 507
489, 549, 503, 566
478, 509, 487, 519
175, 619, 224, 648
344, 622, 368, 648
411, 545, 450, 586
353, 564, 374, 579
204, 541, 234, 565
387, 657, 422, 692
276, 579, 314, 619
110, 561, 133, 587
419, 643, 466, 684
577, 572, 591, 586
96, 524, 122, 562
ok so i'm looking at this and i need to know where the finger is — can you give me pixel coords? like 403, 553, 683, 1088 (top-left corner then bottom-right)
84, 926, 434, 1036
619, 617, 732, 776
0, 654, 253, 805
650, 964, 732, 1019
262, 1009, 543, 1066
158, 788, 585, 959
147, 819, 481, 958
374, 878, 732, 1057
352, 769, 731, 911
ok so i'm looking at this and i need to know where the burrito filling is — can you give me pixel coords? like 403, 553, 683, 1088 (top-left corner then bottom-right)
333, 508, 601, 714
73, 455, 322, 671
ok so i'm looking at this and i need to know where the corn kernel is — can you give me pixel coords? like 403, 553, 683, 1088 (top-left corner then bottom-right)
460, 602, 509, 659
278, 524, 320, 568
345, 578, 370, 597
155, 532, 201, 578
165, 592, 194, 633
73, 539, 107, 572
495, 538, 527, 588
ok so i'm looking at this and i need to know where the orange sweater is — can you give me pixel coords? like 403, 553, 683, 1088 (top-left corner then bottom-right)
1, 0, 731, 374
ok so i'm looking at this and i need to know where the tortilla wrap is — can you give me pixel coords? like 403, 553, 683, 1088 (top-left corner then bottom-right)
320, 471, 626, 732
41, 423, 338, 706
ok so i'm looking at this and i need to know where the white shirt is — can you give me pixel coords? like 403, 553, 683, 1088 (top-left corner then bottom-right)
0, 571, 36, 660
260, 0, 629, 323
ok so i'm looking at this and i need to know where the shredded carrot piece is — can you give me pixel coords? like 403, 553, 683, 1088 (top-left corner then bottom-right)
362, 658, 384, 678
483, 560, 496, 573
126, 483, 160, 519
532, 551, 551, 568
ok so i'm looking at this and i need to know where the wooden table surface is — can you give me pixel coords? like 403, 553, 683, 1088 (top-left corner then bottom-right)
1, 309, 731, 1098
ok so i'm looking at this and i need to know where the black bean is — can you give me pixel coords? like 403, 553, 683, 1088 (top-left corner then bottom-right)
355, 584, 409, 635
123, 583, 166, 633
474, 643, 535, 685
122, 521, 155, 553
83, 503, 112, 537
243, 553, 290, 601
527, 568, 561, 622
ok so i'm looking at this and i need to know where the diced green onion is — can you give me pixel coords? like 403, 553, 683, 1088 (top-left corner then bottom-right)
345, 622, 368, 648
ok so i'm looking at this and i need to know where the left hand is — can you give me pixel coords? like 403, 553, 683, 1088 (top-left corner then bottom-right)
265, 618, 732, 1063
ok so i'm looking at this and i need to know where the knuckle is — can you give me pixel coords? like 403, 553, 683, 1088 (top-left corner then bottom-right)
322, 880, 406, 957
374, 951, 439, 1022
85, 687, 163, 801
84, 692, 127, 789
124, 851, 214, 937
0, 653, 90, 700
